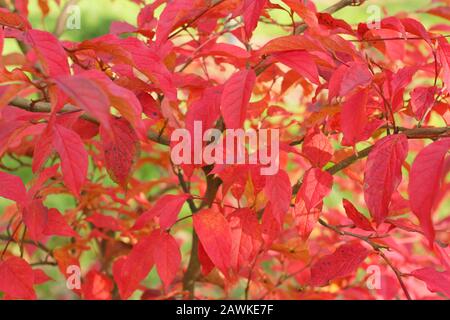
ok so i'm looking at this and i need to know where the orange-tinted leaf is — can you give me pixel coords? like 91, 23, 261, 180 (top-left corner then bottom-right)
82, 270, 114, 300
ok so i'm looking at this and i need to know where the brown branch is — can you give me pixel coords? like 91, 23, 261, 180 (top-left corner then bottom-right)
292, 126, 450, 195
9, 97, 170, 146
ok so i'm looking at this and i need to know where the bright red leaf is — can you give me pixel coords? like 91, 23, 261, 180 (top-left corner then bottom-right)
364, 134, 408, 224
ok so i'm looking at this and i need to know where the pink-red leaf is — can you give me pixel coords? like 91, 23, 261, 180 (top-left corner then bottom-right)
22, 200, 48, 241
264, 169, 292, 224
341, 88, 369, 146
133, 194, 189, 230
297, 168, 333, 213
153, 232, 181, 288
273, 50, 319, 84
343, 199, 374, 231
408, 138, 450, 245
364, 134, 408, 224
43, 208, 78, 237
411, 267, 450, 298
310, 242, 369, 286
242, 0, 267, 39
0, 257, 36, 300
100, 118, 139, 188
0, 171, 27, 205
220, 69, 256, 129
54, 75, 112, 130
25, 30, 70, 77
52, 124, 88, 196
113, 231, 157, 299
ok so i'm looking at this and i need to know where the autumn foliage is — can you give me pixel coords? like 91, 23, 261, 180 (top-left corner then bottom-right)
1, 0, 450, 300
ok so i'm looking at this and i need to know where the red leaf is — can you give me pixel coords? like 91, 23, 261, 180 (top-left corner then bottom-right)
438, 42, 450, 94
264, 169, 292, 224
154, 232, 181, 288
0, 171, 27, 205
342, 199, 374, 231
297, 168, 333, 213
364, 134, 408, 224
339, 62, 372, 96
410, 86, 435, 121
302, 126, 333, 167
229, 209, 263, 271
242, 0, 267, 39
100, 118, 139, 188
0, 257, 36, 299
54, 75, 112, 130
0, 8, 30, 30
193, 209, 233, 276
82, 70, 143, 127
86, 213, 123, 231
408, 138, 450, 244
25, 30, 70, 77
133, 194, 189, 230
310, 242, 369, 286
426, 6, 450, 21
43, 208, 78, 237
22, 200, 48, 241
33, 269, 52, 285
82, 270, 114, 300
411, 267, 450, 298
294, 168, 332, 240
113, 231, 157, 299
341, 88, 369, 146
52, 124, 88, 196
220, 69, 256, 129
295, 202, 322, 241
272, 50, 319, 84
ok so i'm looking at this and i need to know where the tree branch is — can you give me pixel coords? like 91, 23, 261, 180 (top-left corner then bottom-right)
292, 126, 450, 195
9, 97, 170, 146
